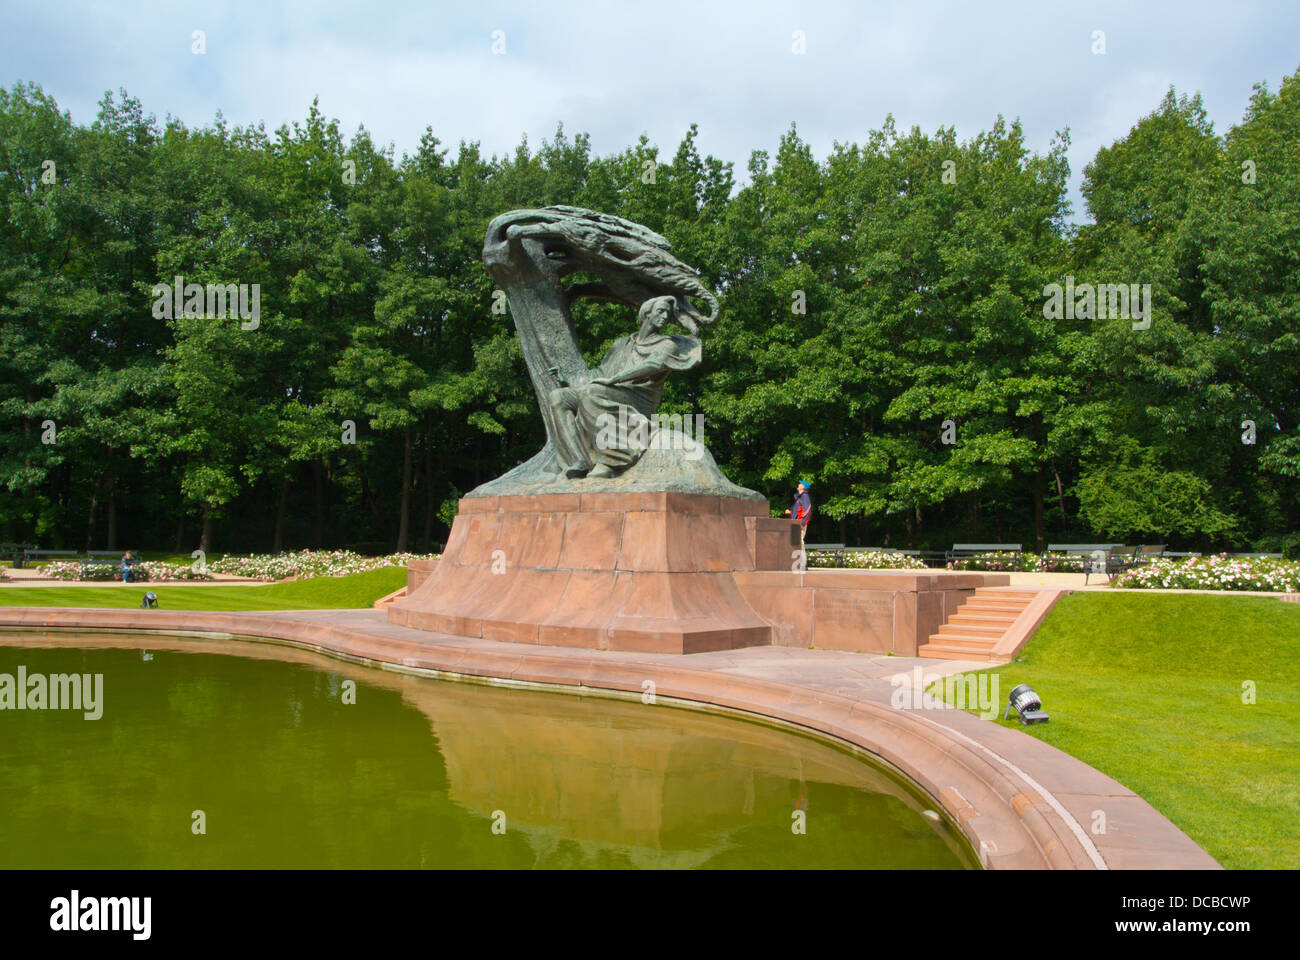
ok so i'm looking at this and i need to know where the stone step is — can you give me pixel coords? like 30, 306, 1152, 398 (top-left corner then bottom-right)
948, 614, 1017, 628
938, 622, 1004, 638
927, 632, 1000, 647
967, 595, 1034, 608
974, 588, 1040, 599
918, 642, 997, 661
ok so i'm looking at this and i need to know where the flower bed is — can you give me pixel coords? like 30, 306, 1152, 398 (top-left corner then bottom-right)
208, 548, 438, 582
1111, 555, 1300, 592
34, 549, 439, 582
946, 551, 1087, 573
40, 560, 212, 581
807, 549, 929, 570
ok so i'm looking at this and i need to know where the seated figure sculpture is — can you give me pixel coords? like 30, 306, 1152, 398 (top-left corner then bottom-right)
469, 205, 760, 499
547, 295, 700, 479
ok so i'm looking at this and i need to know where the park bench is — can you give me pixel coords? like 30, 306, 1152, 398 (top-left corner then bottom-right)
849, 546, 928, 556
1090, 544, 1137, 583
948, 543, 1022, 561
1047, 543, 1124, 583
86, 550, 143, 580
1046, 542, 1123, 555
805, 543, 846, 552
1090, 544, 1166, 583
21, 549, 80, 569
1133, 544, 1167, 564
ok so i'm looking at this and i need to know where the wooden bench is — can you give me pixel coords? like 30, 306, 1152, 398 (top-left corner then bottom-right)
1046, 544, 1124, 583
86, 550, 144, 580
948, 543, 1022, 561
1089, 544, 1165, 583
1046, 543, 1123, 555
805, 543, 846, 553
21, 549, 80, 568
1134, 544, 1167, 564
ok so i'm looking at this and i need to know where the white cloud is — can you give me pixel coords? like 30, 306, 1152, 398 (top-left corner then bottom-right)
2, 0, 1296, 222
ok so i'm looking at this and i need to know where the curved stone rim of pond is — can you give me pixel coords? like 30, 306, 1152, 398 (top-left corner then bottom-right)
0, 606, 1221, 870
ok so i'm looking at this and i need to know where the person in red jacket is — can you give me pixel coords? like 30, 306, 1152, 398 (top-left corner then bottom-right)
784, 480, 813, 546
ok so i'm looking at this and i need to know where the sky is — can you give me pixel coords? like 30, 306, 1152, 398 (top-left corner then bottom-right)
2, 0, 1297, 222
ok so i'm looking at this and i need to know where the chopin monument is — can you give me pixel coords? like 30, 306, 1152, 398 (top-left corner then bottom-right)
390, 206, 795, 653
465, 205, 759, 498
389, 206, 993, 654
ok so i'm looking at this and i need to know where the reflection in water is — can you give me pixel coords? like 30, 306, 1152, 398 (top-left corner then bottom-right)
0, 635, 974, 869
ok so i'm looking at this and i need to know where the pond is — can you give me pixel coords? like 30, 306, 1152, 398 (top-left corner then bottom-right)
0, 634, 975, 869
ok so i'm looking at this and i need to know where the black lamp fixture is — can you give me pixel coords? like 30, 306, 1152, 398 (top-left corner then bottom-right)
1004, 683, 1049, 724
140, 592, 158, 609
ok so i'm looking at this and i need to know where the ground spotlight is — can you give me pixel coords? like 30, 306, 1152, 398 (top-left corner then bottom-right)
1004, 683, 1049, 724
140, 592, 158, 609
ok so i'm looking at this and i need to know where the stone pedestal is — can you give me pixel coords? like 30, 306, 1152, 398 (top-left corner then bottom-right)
734, 569, 1010, 656
388, 493, 797, 655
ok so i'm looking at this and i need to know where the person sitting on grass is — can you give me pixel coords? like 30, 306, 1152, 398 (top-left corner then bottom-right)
120, 550, 137, 583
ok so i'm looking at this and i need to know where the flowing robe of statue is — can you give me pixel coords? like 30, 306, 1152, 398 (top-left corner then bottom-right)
549, 327, 701, 475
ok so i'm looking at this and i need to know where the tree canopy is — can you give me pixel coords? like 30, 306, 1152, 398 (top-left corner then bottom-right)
2, 69, 1298, 555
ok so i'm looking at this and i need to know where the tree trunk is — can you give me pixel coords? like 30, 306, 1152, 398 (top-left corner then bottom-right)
422, 422, 436, 551
1034, 466, 1046, 552
273, 477, 290, 553
1053, 461, 1068, 530
199, 510, 213, 555
313, 457, 326, 548
396, 428, 412, 552
105, 473, 118, 550
84, 475, 102, 553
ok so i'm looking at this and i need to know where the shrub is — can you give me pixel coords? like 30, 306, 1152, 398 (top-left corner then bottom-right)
209, 549, 438, 581
1112, 554, 1300, 592
807, 549, 928, 570
947, 551, 1088, 573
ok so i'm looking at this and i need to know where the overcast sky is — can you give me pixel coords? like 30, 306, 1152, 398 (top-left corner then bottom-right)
3, 0, 1297, 222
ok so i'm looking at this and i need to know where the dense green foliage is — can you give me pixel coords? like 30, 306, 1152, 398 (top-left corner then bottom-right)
2, 70, 1298, 554
937, 592, 1300, 868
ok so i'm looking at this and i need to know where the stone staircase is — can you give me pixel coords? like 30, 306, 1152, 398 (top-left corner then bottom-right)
372, 586, 407, 610
918, 587, 1051, 662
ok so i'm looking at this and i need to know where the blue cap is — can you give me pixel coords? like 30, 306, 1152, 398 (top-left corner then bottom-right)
798, 479, 811, 489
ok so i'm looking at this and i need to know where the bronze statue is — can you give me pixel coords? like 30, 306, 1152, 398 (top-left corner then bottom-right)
471, 206, 759, 499
548, 295, 700, 479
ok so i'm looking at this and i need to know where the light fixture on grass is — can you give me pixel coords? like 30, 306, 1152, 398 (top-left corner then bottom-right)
1004, 683, 1049, 724
140, 592, 158, 609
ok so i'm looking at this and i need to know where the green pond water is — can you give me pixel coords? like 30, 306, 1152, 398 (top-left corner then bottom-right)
0, 637, 975, 869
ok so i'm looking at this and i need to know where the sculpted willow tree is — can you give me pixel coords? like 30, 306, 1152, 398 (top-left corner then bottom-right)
471, 205, 759, 499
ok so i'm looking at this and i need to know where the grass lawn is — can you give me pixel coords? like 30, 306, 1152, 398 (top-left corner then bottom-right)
0, 567, 406, 610
933, 592, 1300, 869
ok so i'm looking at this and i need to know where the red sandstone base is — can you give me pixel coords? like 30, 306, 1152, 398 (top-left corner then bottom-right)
388, 493, 798, 654
392, 492, 1014, 656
